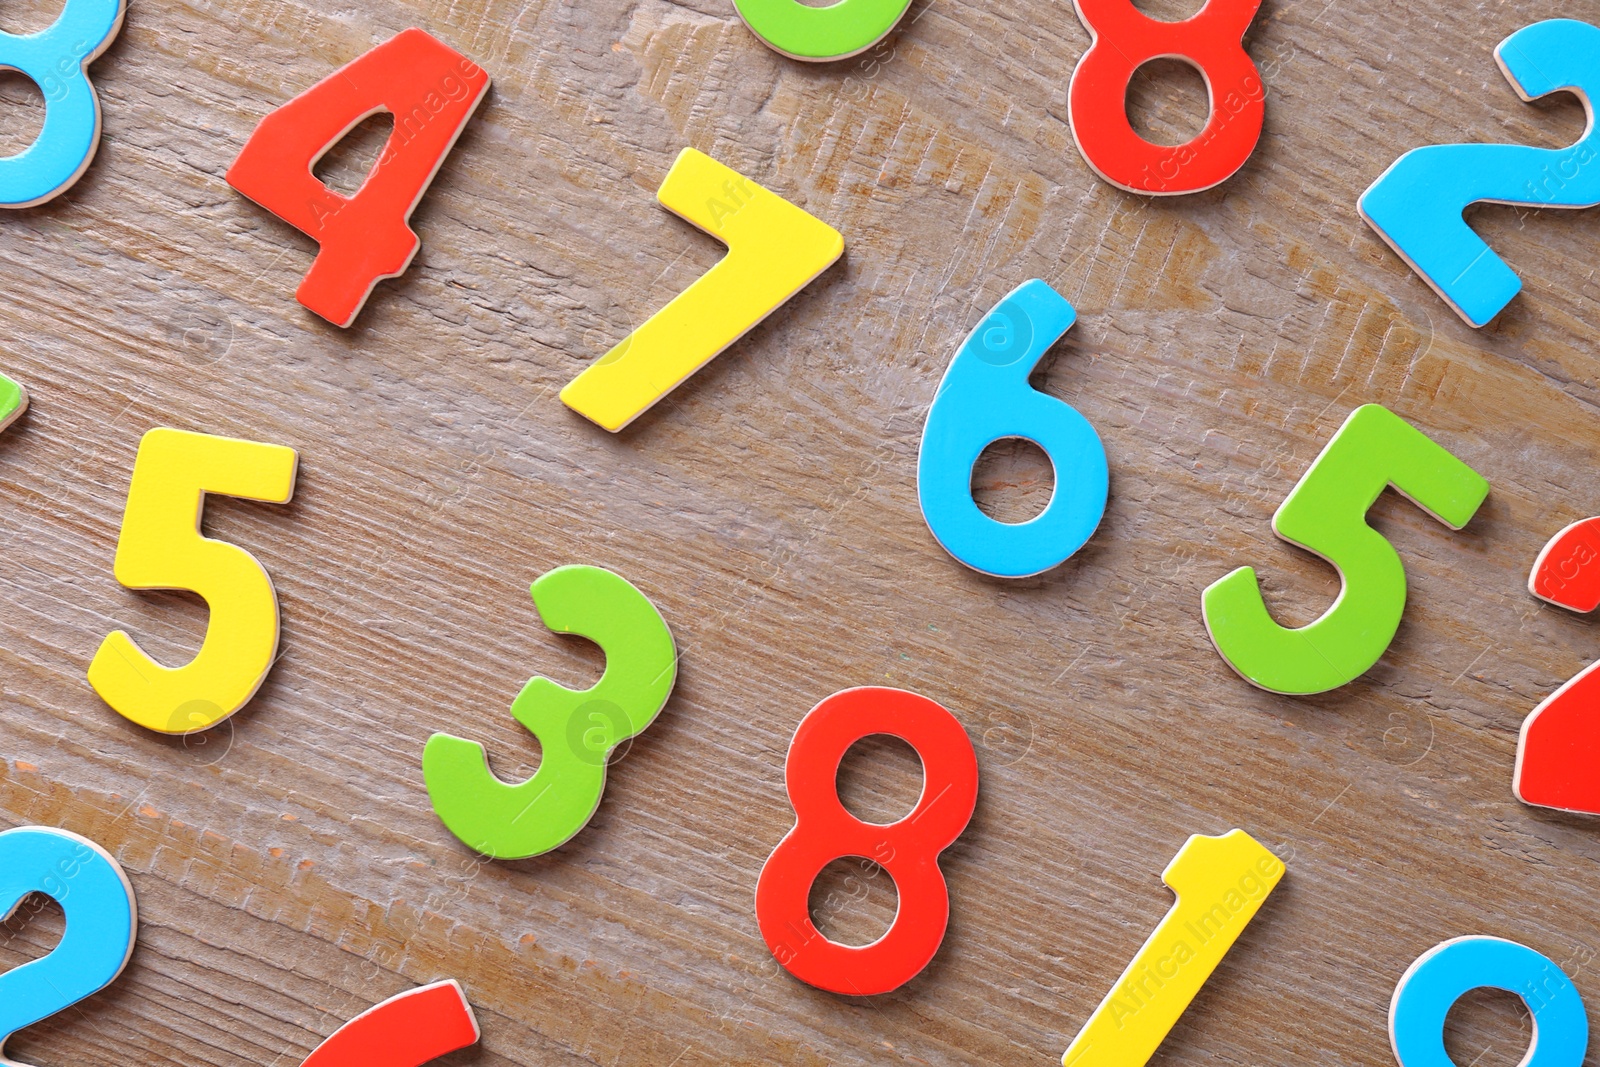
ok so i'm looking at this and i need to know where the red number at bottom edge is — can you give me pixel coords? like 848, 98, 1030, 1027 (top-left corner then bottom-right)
305, 980, 480, 1067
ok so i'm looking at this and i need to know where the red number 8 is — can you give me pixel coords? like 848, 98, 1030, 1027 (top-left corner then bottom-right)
1068, 0, 1265, 194
755, 687, 979, 995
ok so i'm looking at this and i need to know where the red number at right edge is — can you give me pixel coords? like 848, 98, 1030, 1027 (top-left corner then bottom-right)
1517, 517, 1600, 815
1068, 0, 1265, 194
302, 981, 480, 1067
756, 687, 979, 996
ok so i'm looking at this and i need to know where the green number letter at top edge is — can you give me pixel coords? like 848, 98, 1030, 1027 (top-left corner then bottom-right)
422, 565, 678, 859
1202, 404, 1489, 696
734, 0, 912, 61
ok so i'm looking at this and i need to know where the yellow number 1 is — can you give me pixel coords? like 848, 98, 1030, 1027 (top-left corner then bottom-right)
88, 428, 298, 734
1063, 830, 1284, 1067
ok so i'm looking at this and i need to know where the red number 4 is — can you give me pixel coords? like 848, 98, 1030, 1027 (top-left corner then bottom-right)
227, 29, 489, 327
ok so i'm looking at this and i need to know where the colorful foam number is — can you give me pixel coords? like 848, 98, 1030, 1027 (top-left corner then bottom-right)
0, 826, 137, 1064
1202, 404, 1489, 695
300, 981, 480, 1067
226, 28, 491, 327
1067, 0, 1264, 194
1359, 20, 1600, 328
916, 279, 1107, 578
0, 374, 28, 432
88, 428, 299, 734
0, 0, 125, 208
755, 687, 978, 996
1390, 937, 1587, 1067
1530, 517, 1600, 613
1063, 830, 1283, 1067
734, 0, 911, 61
560, 148, 843, 432
1514, 517, 1600, 814
423, 565, 677, 859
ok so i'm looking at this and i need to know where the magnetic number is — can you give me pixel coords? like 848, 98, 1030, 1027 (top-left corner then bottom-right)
1514, 517, 1600, 815
734, 0, 910, 61
1202, 405, 1488, 695
423, 565, 678, 859
917, 279, 1108, 578
226, 28, 490, 327
560, 148, 843, 432
0, 0, 124, 208
1390, 938, 1587, 1067
1068, 0, 1264, 194
0, 826, 137, 1066
755, 687, 978, 995
0, 374, 27, 432
1359, 20, 1600, 327
300, 981, 480, 1067
1063, 830, 1283, 1067
1530, 518, 1600, 613
88, 427, 299, 734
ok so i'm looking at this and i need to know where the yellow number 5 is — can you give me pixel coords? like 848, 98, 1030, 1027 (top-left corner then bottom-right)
88, 428, 298, 734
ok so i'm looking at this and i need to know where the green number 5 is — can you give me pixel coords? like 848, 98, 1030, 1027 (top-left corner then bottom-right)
1202, 405, 1489, 695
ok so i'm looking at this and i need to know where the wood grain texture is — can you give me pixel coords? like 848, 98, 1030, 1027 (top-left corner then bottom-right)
0, 0, 1598, 1063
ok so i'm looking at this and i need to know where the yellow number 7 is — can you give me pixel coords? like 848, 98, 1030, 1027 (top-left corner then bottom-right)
88, 428, 299, 734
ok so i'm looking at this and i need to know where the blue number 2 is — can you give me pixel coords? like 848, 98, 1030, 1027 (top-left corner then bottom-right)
916, 279, 1108, 578
0, 0, 126, 208
1359, 19, 1600, 327
0, 826, 137, 1063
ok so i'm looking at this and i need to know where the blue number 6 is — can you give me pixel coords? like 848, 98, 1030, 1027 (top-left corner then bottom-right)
916, 279, 1108, 578
0, 826, 137, 1062
1359, 19, 1600, 327
0, 0, 126, 208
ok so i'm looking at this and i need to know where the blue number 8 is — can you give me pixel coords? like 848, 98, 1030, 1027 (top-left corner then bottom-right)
0, 0, 125, 208
916, 279, 1108, 578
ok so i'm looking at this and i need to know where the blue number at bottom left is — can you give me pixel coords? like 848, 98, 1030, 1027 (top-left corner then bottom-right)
0, 825, 137, 1062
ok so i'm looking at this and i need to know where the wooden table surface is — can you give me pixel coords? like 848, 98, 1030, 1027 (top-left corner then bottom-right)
2, 0, 1599, 1062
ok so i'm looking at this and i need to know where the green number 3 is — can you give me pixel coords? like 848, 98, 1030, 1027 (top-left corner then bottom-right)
734, 0, 911, 61
423, 565, 677, 859
1202, 405, 1489, 695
